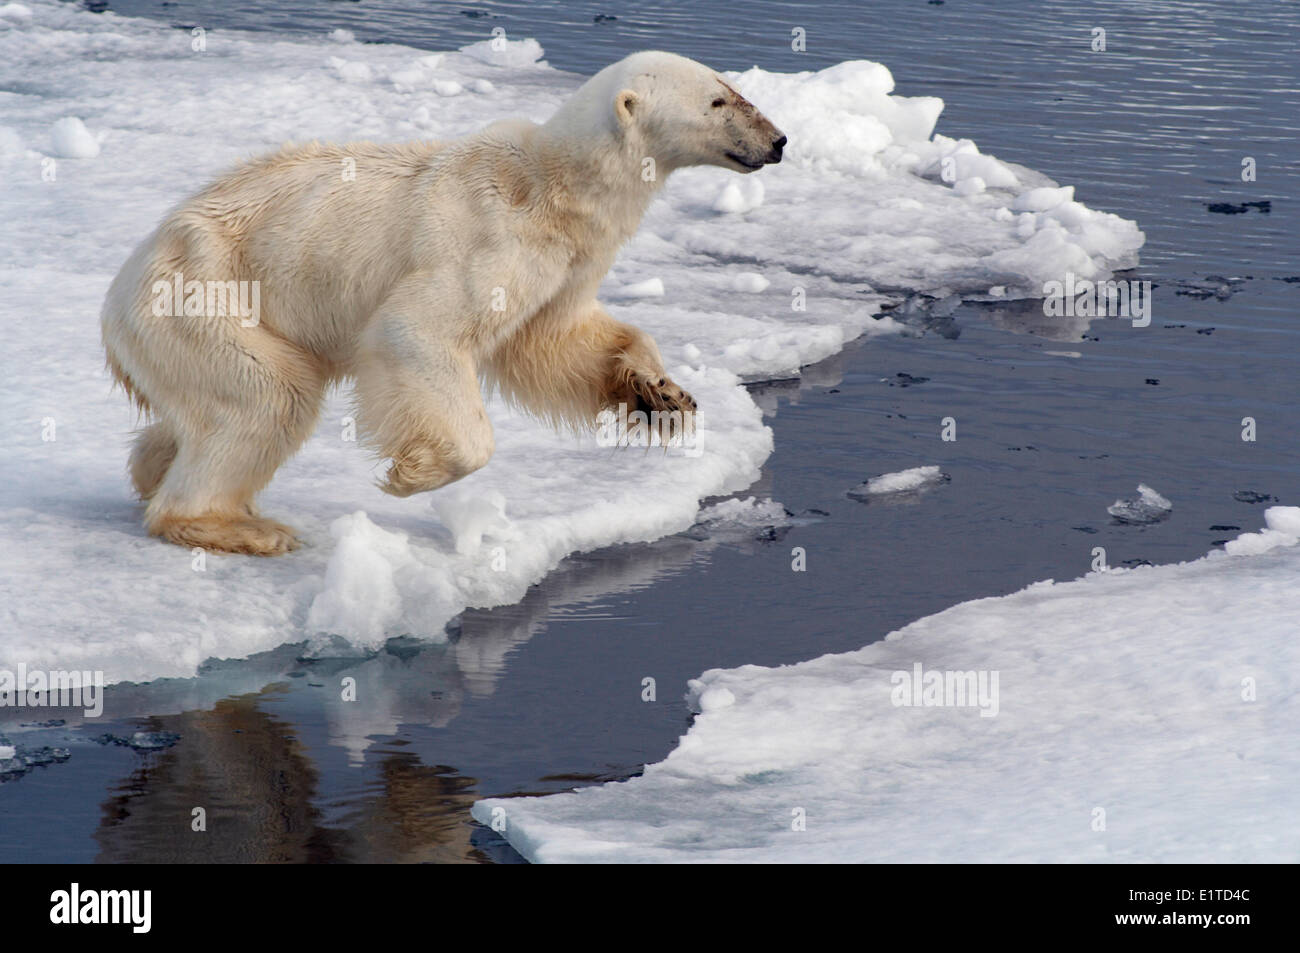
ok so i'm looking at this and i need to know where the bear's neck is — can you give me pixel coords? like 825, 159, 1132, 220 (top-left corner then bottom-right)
535, 122, 664, 249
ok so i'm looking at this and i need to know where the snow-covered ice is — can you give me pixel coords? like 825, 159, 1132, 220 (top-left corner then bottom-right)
1, 0, 1142, 684
1224, 506, 1300, 556
0, 124, 23, 156
691, 496, 790, 531
474, 510, 1300, 862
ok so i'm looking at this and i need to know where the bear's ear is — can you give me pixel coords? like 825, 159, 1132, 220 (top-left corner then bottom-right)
614, 89, 640, 127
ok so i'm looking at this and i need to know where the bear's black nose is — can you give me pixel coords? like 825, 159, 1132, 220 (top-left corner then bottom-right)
768, 135, 787, 163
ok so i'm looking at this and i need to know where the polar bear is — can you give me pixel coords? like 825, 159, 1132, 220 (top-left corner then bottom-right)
101, 50, 785, 555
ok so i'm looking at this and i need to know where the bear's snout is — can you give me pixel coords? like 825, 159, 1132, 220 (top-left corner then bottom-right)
767, 134, 787, 164
725, 125, 786, 172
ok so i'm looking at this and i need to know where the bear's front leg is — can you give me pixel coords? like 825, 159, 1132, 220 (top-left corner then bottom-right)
353, 279, 496, 496
482, 301, 695, 437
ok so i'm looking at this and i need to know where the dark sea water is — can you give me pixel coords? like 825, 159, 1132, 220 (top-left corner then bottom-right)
2, 0, 1297, 862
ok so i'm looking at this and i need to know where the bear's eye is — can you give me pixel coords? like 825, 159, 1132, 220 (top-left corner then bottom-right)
711, 98, 726, 108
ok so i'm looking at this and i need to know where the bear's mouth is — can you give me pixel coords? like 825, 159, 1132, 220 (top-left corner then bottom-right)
725, 151, 766, 171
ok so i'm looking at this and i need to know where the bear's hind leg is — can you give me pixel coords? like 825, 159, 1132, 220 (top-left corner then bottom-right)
129, 422, 178, 501
145, 424, 313, 556
142, 338, 327, 556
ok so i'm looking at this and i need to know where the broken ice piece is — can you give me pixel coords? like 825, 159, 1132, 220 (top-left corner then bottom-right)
848, 466, 948, 502
1107, 484, 1172, 525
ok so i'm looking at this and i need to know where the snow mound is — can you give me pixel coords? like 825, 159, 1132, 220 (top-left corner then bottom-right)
609, 277, 666, 299
0, 4, 32, 25
732, 272, 770, 293
1225, 505, 1300, 556
713, 177, 765, 214
48, 116, 98, 158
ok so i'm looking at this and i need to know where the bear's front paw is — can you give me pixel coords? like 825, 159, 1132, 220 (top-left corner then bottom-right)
628, 372, 697, 416
607, 371, 698, 447
379, 440, 456, 497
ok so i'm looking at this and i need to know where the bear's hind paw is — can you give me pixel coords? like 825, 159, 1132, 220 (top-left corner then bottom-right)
152, 514, 300, 556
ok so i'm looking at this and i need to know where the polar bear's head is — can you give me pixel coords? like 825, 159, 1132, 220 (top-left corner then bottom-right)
547, 51, 786, 175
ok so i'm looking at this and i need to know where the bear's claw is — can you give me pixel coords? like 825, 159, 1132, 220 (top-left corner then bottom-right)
618, 370, 697, 447
630, 371, 697, 415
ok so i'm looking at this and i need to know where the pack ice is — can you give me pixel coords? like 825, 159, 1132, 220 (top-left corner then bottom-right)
475, 510, 1300, 862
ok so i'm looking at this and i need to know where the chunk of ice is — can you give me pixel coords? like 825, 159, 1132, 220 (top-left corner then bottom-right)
1107, 483, 1172, 524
